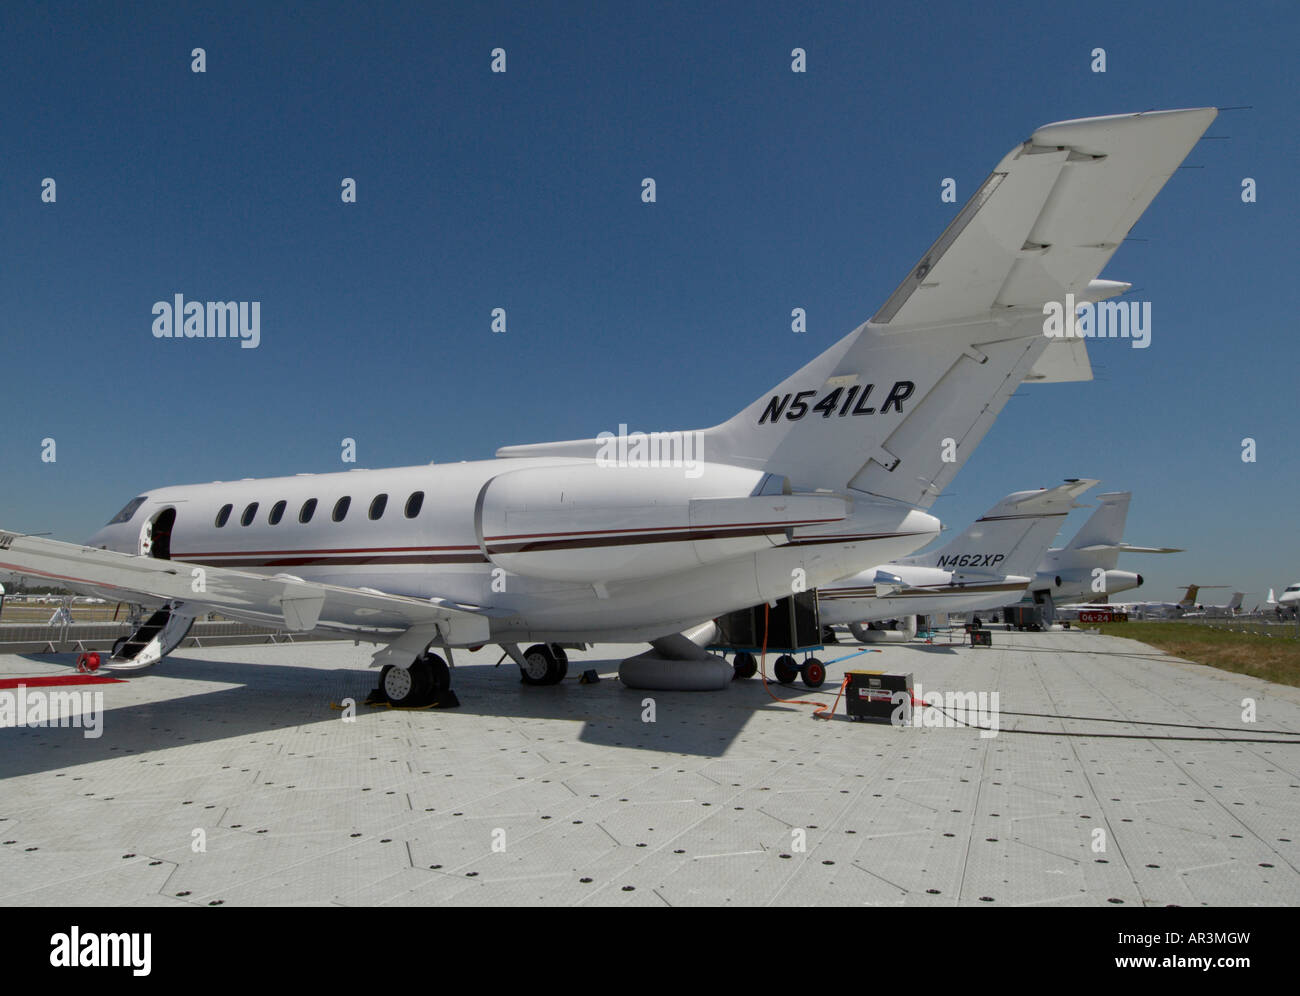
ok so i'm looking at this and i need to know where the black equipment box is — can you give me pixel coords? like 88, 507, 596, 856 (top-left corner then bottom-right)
1003, 604, 1043, 631
712, 591, 821, 653
969, 629, 992, 647
844, 671, 913, 724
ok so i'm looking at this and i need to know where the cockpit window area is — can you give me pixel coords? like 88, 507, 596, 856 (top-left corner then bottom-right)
107, 496, 147, 525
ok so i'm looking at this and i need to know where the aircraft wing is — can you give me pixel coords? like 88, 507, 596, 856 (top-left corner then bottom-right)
871, 108, 1217, 336
0, 529, 492, 646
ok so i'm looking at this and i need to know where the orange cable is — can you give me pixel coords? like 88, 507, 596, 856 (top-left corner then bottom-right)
755, 601, 845, 720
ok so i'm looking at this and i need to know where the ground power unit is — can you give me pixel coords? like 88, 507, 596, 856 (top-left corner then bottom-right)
845, 670, 913, 723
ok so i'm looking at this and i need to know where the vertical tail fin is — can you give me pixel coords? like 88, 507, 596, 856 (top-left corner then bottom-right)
902, 479, 1095, 575
1065, 492, 1132, 551
499, 109, 1214, 507
702, 321, 1048, 500
701, 110, 1213, 501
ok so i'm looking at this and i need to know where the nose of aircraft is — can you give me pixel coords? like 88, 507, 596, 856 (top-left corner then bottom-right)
84, 523, 132, 553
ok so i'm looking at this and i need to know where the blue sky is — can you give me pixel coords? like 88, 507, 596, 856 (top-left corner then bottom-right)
2, 0, 1296, 604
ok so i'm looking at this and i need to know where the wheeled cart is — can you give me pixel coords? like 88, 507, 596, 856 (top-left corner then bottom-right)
709, 591, 830, 687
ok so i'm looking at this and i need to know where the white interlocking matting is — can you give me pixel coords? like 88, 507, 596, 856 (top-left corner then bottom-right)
2, 630, 1297, 906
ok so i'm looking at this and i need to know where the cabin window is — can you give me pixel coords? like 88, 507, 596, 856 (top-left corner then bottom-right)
241, 502, 259, 527
215, 504, 233, 528
333, 496, 351, 522
369, 494, 388, 520
405, 491, 424, 518
269, 500, 287, 525
299, 498, 317, 524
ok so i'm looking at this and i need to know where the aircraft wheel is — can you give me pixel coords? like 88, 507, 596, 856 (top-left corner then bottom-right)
732, 652, 757, 680
550, 644, 569, 665
773, 654, 798, 684
803, 658, 826, 688
520, 643, 566, 685
383, 661, 431, 707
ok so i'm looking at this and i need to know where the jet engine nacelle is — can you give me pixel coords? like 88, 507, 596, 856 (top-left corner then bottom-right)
1101, 570, 1142, 597
476, 462, 850, 583
1041, 567, 1143, 602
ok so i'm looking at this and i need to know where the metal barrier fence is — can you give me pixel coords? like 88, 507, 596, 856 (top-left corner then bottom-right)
0, 620, 338, 655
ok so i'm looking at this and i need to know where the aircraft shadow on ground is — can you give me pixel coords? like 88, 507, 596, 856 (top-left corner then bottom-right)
0, 646, 872, 776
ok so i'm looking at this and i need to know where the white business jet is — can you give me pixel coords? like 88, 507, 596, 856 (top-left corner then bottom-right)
1030, 491, 1181, 610
820, 479, 1096, 638
1267, 586, 1300, 618
1061, 584, 1215, 619
0, 108, 1217, 700
1182, 591, 1245, 617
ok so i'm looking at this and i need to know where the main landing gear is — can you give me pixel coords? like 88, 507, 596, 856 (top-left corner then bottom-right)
376, 652, 452, 708
519, 643, 569, 686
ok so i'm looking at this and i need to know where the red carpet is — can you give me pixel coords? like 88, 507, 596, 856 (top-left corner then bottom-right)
0, 675, 126, 689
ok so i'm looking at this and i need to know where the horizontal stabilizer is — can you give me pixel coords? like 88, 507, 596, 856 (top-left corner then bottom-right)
1025, 336, 1092, 383
872, 108, 1216, 330
503, 110, 1215, 501
1072, 543, 1183, 554
901, 479, 1096, 577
